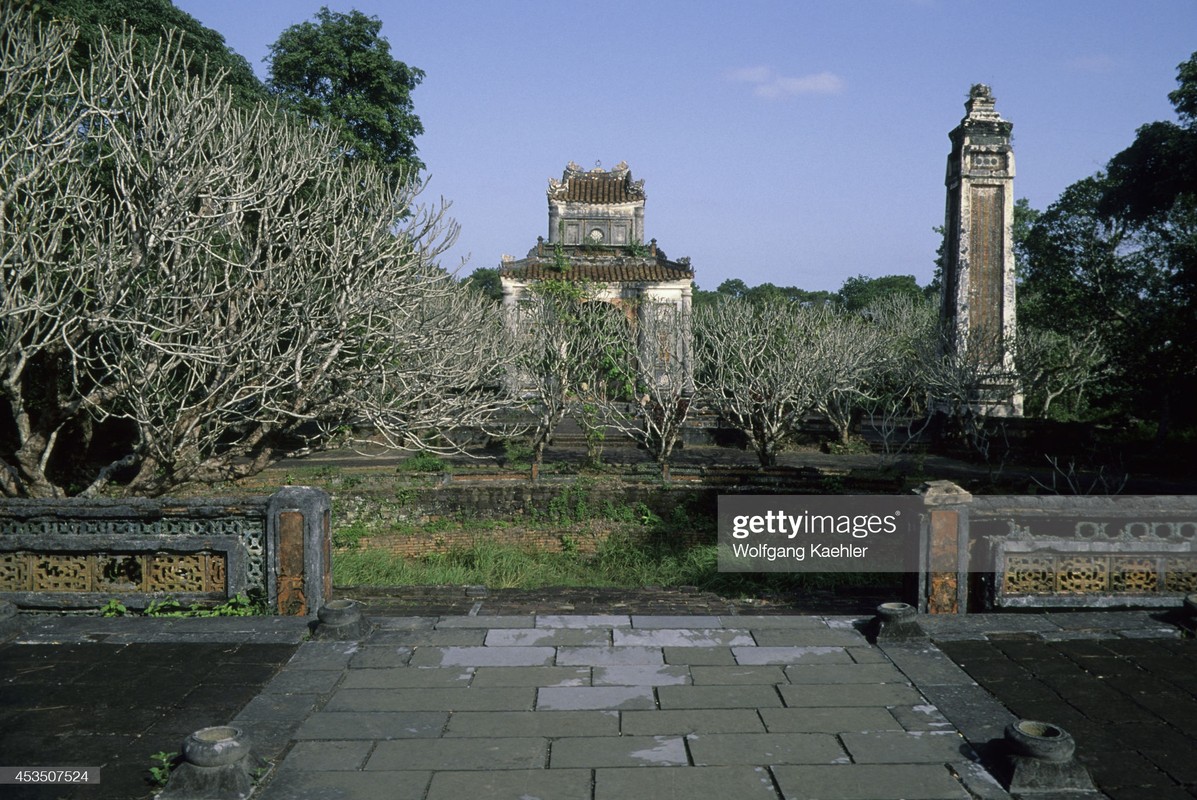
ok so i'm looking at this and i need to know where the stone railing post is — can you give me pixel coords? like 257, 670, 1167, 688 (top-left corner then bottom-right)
917, 480, 973, 614
267, 487, 332, 616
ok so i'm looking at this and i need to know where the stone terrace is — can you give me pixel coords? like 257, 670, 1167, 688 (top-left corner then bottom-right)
246, 614, 1006, 800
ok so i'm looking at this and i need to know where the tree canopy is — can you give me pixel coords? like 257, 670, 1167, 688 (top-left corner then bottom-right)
1020, 51, 1197, 432
836, 274, 923, 311
266, 6, 425, 175
29, 0, 266, 109
0, 7, 497, 497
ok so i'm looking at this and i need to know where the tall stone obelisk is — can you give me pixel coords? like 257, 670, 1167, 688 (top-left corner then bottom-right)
942, 84, 1022, 417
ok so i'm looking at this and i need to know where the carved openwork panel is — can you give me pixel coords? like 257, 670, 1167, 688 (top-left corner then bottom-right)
1164, 559, 1197, 593
0, 551, 227, 593
32, 554, 91, 592
147, 553, 225, 593
0, 551, 28, 589
1003, 555, 1055, 595
1055, 556, 1109, 593
0, 514, 263, 591
1002, 551, 1197, 598
1109, 557, 1159, 593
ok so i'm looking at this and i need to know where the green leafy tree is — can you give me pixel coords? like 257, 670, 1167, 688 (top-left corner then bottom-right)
465, 267, 504, 303
266, 7, 425, 174
1021, 52, 1197, 434
701, 278, 832, 307
836, 274, 923, 311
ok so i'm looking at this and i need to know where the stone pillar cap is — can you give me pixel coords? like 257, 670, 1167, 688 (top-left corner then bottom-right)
916, 480, 972, 505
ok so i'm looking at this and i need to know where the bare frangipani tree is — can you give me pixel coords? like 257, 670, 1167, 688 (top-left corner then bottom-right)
1, 12, 115, 497
1014, 326, 1108, 419
504, 283, 631, 478
922, 325, 1018, 462
693, 298, 825, 467
855, 295, 939, 457
581, 299, 694, 478
803, 305, 890, 445
0, 10, 505, 496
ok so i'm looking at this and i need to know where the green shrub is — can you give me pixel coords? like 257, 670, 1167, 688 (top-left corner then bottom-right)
397, 451, 447, 473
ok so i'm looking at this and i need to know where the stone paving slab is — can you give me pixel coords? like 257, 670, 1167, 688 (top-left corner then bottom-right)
366, 736, 548, 770
425, 768, 592, 800
772, 764, 973, 800
292, 710, 448, 740
369, 628, 486, 646
536, 685, 656, 710
887, 704, 956, 732
686, 731, 848, 766
258, 665, 344, 694
612, 627, 756, 647
367, 616, 437, 630
663, 645, 738, 664
750, 628, 871, 647
536, 614, 630, 628
778, 683, 925, 707
621, 708, 767, 734
840, 730, 973, 763
435, 615, 534, 628
556, 645, 664, 665
326, 687, 535, 712
594, 765, 782, 799
550, 734, 689, 767
408, 645, 555, 667
592, 664, 691, 685
845, 646, 891, 664
484, 627, 609, 646
257, 769, 432, 800
759, 706, 907, 733
689, 664, 788, 684
286, 640, 360, 669
783, 662, 907, 684
733, 645, 853, 665
632, 614, 722, 628
470, 665, 591, 687
723, 614, 832, 628
657, 684, 784, 709
235, 691, 322, 722
341, 666, 473, 689
445, 709, 619, 737
277, 739, 374, 770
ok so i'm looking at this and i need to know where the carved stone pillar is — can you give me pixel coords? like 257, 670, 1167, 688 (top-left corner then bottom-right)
942, 84, 1023, 417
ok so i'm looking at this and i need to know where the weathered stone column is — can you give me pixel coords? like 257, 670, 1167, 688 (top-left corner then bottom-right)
942, 84, 1022, 417
917, 480, 973, 614
266, 487, 332, 616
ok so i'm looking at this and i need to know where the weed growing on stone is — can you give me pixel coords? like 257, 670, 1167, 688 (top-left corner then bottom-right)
99, 592, 266, 618
99, 598, 128, 617
147, 751, 178, 788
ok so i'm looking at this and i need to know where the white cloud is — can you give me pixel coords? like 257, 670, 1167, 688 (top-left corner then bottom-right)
726, 66, 846, 99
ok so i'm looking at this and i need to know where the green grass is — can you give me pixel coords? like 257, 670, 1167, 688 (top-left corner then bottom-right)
333, 534, 896, 597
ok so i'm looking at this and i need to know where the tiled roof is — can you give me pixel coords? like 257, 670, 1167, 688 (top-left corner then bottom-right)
501, 256, 692, 283
549, 162, 646, 204
561, 172, 638, 203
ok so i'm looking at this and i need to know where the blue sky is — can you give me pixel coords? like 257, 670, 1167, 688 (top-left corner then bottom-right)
173, 0, 1197, 292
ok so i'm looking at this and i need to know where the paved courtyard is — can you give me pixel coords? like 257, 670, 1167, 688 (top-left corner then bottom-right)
1, 607, 1193, 800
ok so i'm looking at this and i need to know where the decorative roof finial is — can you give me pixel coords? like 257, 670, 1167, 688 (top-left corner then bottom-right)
964, 84, 1001, 122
